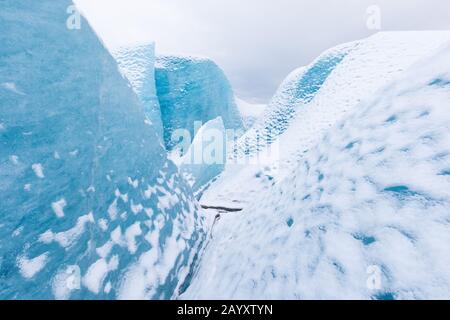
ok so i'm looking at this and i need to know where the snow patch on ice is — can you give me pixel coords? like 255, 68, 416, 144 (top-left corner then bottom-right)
1, 82, 25, 95
39, 212, 95, 248
32, 163, 45, 178
51, 199, 67, 218
124, 222, 142, 254
17, 253, 49, 279
83, 256, 119, 294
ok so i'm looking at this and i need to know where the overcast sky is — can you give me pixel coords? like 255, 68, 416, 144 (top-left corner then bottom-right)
75, 0, 450, 103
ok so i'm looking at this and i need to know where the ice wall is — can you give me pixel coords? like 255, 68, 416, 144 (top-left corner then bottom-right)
0, 0, 205, 299
155, 55, 244, 151
112, 43, 164, 138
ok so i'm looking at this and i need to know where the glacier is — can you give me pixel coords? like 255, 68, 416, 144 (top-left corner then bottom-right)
184, 33, 450, 299
155, 55, 244, 152
112, 43, 164, 139
0, 0, 205, 299
2, 0, 450, 302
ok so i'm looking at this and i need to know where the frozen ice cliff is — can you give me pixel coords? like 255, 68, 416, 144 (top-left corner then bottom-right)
184, 33, 450, 299
155, 55, 244, 151
112, 43, 164, 138
0, 0, 205, 299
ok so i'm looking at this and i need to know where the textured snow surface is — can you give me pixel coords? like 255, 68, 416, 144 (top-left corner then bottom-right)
155, 55, 244, 151
0, 0, 205, 299
202, 31, 450, 210
185, 34, 450, 299
112, 43, 164, 138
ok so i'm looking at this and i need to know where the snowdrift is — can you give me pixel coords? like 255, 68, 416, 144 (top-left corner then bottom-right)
0, 0, 205, 299
185, 34, 450, 299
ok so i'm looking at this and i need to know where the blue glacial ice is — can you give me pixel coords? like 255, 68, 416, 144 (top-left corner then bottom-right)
0, 0, 205, 299
155, 55, 244, 151
177, 117, 227, 194
112, 43, 164, 139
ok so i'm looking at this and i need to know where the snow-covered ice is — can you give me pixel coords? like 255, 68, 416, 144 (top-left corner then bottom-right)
184, 35, 450, 300
238, 42, 353, 156
201, 31, 450, 210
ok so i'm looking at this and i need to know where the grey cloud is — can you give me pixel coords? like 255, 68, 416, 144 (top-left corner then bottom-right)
76, 0, 450, 102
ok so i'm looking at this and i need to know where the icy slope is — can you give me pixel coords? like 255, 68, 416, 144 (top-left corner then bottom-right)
112, 43, 164, 138
184, 40, 450, 300
155, 55, 244, 151
238, 42, 354, 155
235, 97, 266, 129
0, 0, 205, 299
201, 32, 450, 209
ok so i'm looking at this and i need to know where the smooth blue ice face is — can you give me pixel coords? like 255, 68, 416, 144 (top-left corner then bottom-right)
155, 56, 244, 151
179, 117, 227, 194
0, 0, 205, 299
112, 44, 164, 139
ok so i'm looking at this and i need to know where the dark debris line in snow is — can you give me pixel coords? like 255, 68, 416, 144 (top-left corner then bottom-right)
200, 205, 243, 212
